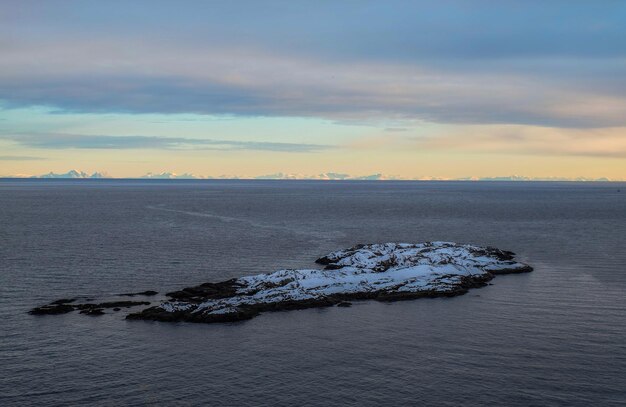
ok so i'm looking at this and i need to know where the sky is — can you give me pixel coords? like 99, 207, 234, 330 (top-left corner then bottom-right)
1, 0, 625, 179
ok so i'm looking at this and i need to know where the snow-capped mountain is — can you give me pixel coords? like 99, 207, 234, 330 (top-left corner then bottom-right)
34, 170, 110, 179
140, 172, 203, 179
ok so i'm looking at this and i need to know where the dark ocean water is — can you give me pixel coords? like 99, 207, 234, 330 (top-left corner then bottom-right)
1, 179, 625, 406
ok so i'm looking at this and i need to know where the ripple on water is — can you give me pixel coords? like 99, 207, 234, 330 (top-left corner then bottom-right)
1, 180, 625, 406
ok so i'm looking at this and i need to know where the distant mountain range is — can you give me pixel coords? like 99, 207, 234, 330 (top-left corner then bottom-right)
455, 176, 612, 182
32, 170, 111, 179
253, 172, 399, 180
1, 170, 619, 182
140, 172, 203, 179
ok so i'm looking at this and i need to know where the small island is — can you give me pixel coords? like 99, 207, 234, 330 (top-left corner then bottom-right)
30, 242, 532, 324
133, 242, 532, 323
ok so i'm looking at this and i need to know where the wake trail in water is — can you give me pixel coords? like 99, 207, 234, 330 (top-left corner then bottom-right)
146, 205, 344, 240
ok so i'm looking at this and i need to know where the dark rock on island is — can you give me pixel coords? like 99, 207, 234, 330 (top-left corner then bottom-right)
29, 300, 151, 316
125, 242, 532, 324
29, 303, 75, 315
119, 290, 158, 297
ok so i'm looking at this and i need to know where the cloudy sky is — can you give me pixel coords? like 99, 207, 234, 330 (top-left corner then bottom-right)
1, 0, 625, 178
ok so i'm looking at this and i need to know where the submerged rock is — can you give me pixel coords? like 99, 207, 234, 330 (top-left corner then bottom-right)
29, 300, 150, 316
118, 290, 158, 297
80, 308, 105, 316
28, 297, 78, 314
50, 298, 77, 305
81, 301, 151, 309
127, 242, 532, 324
29, 303, 75, 315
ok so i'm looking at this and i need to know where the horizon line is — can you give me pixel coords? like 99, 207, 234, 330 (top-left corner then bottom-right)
1, 177, 624, 183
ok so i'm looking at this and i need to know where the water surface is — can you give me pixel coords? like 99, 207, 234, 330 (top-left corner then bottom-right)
1, 180, 625, 406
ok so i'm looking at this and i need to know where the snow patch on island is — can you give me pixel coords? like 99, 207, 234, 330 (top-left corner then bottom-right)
130, 242, 531, 323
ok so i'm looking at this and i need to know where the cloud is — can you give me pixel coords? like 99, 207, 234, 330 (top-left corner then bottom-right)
341, 124, 626, 159
2, 49, 624, 128
411, 125, 626, 158
384, 128, 409, 132
0, 155, 46, 160
2, 133, 332, 153
1, 1, 626, 128
4, 1, 626, 61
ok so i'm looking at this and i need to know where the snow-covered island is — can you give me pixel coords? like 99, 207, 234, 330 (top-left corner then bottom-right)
126, 242, 532, 324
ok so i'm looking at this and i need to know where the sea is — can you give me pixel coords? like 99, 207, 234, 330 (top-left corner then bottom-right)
1, 179, 625, 406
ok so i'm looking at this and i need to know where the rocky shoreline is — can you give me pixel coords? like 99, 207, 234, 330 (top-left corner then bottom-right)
30, 242, 532, 324
29, 299, 151, 316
